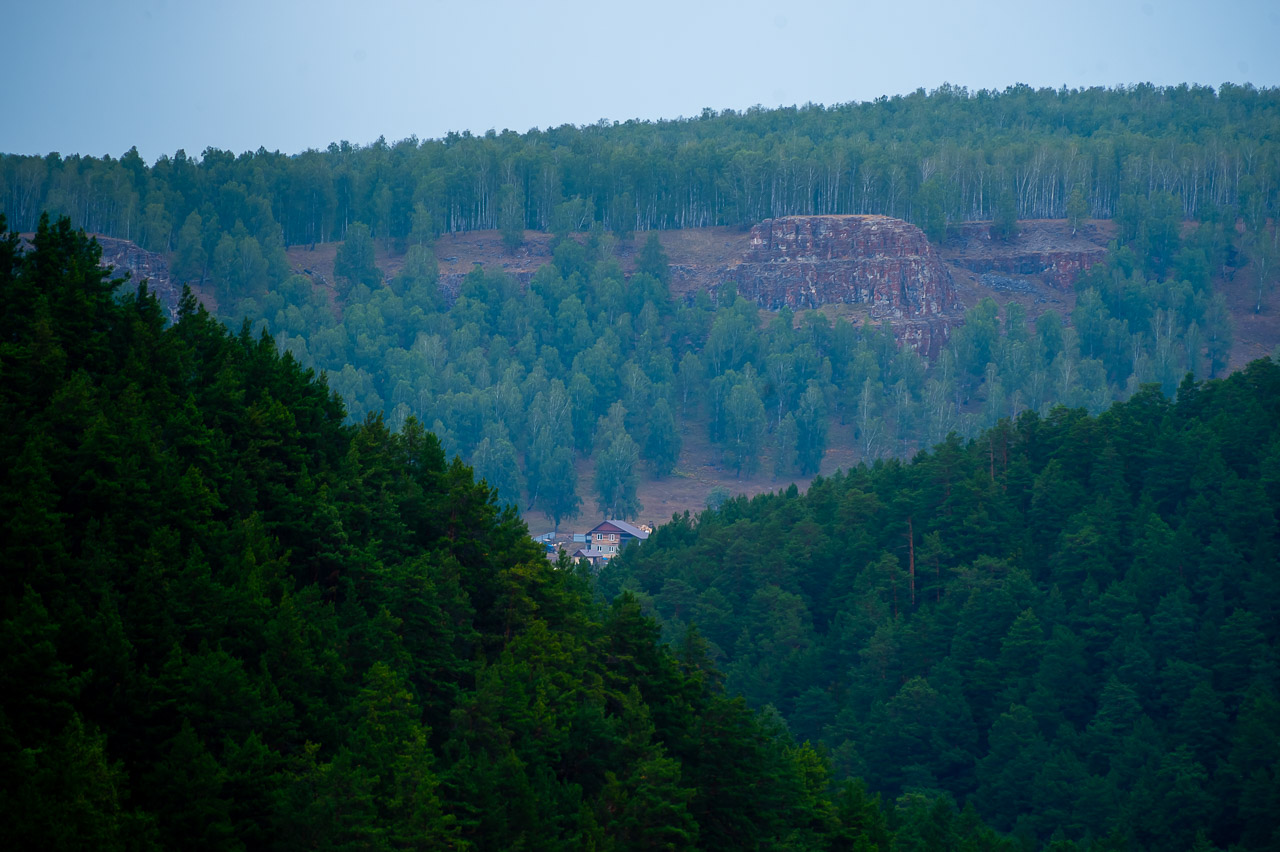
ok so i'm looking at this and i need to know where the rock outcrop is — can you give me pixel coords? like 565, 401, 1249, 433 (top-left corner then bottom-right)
729, 215, 959, 319
95, 235, 192, 320
19, 232, 189, 319
942, 222, 1107, 290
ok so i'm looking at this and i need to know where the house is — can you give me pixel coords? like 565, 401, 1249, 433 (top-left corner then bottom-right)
533, 531, 581, 562
569, 546, 610, 569
586, 519, 650, 559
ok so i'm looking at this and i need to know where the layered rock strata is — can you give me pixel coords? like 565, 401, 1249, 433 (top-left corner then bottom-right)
19, 233, 186, 319
943, 222, 1106, 290
95, 236, 179, 311
729, 215, 959, 319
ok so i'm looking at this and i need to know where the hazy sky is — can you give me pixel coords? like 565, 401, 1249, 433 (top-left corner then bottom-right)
9, 0, 1280, 163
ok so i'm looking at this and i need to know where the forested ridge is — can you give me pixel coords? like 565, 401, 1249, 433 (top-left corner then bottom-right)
3, 84, 1272, 522
2, 213, 1039, 849
5, 84, 1279, 244
5, 79, 1279, 845
601, 356, 1280, 849
233, 217, 1237, 525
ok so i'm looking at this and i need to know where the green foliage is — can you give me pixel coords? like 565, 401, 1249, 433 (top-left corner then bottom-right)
17, 85, 1280, 248
644, 396, 681, 478
636, 231, 672, 286
603, 356, 1280, 849
539, 446, 581, 531
334, 222, 381, 292
991, 189, 1019, 241
916, 176, 948, 243
172, 210, 207, 283
498, 183, 524, 252
593, 404, 643, 518
1066, 188, 1089, 235
2, 213, 971, 850
176, 181, 1233, 508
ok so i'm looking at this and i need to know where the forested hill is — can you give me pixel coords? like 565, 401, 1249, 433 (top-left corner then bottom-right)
4, 83, 1273, 528
1, 213, 1032, 849
600, 357, 1280, 850
5, 84, 1278, 245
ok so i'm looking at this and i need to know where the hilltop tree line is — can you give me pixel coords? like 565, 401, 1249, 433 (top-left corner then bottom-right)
4, 84, 1280, 249
0, 213, 1045, 850
600, 357, 1280, 851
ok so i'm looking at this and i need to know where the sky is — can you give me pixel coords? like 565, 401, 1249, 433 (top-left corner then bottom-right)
8, 0, 1280, 163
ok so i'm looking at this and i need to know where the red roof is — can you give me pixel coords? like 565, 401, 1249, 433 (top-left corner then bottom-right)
589, 519, 649, 539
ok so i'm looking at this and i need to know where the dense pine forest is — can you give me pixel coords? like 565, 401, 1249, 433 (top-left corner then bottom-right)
600, 357, 1280, 850
5, 82, 1280, 848
3, 213, 1006, 849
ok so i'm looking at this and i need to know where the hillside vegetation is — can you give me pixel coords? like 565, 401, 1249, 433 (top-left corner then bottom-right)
6, 81, 1280, 850
6, 84, 1279, 243
236, 222, 1234, 527
4, 85, 1275, 521
3, 213, 1019, 850
601, 355, 1280, 850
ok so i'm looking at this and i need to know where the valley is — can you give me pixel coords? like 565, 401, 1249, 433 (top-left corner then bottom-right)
70, 214, 1280, 530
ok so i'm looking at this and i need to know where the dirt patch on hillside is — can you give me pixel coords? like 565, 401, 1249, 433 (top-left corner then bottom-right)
519, 413, 873, 534
287, 227, 757, 299
943, 218, 1116, 258
1216, 259, 1280, 369
288, 242, 342, 283
949, 265, 1076, 323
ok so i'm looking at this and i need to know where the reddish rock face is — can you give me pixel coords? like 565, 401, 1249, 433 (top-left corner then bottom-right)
731, 215, 960, 319
95, 236, 172, 293
18, 233, 186, 319
951, 250, 1105, 290
894, 317, 960, 358
941, 222, 1107, 290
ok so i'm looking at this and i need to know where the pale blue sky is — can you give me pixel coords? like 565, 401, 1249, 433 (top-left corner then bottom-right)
8, 0, 1280, 163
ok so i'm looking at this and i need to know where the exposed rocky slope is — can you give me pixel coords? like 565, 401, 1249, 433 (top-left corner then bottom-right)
941, 220, 1110, 290
94, 236, 184, 315
724, 215, 962, 353
20, 232, 188, 319
731, 215, 959, 316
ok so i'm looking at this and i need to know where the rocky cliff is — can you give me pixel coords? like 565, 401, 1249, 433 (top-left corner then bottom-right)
18, 232, 189, 319
942, 221, 1107, 290
729, 215, 959, 318
96, 235, 176, 294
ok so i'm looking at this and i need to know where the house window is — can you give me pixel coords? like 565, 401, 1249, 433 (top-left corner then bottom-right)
610, 534, 617, 541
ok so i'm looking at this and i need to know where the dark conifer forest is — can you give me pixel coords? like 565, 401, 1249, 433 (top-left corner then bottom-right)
3, 83, 1280, 849
601, 360, 1280, 849
1, 213, 941, 849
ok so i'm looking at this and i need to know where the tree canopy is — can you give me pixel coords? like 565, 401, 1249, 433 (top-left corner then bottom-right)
0, 213, 1030, 850
600, 357, 1280, 850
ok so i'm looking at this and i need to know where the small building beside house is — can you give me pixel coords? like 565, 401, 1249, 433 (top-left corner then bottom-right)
569, 545, 611, 569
